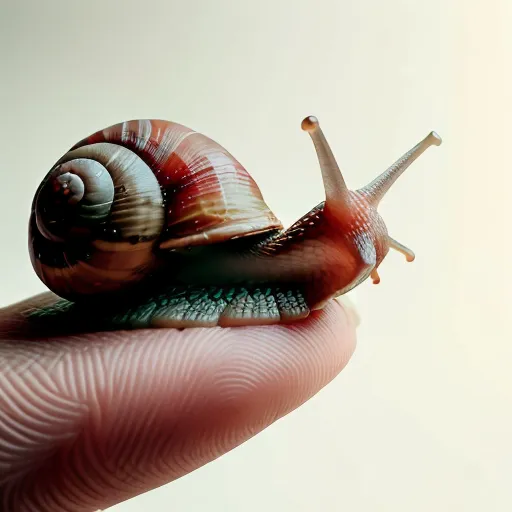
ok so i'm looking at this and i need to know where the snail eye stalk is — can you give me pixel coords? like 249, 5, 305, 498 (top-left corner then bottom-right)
359, 131, 442, 207
301, 116, 350, 214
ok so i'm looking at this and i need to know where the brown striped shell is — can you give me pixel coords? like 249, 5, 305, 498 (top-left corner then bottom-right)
29, 119, 282, 300
72, 119, 282, 247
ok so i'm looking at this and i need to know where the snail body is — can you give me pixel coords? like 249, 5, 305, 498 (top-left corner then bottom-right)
29, 116, 441, 328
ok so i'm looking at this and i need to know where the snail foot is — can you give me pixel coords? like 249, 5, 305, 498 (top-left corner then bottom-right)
25, 284, 312, 333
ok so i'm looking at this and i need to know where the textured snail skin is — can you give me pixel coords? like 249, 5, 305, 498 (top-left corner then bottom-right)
28, 117, 441, 329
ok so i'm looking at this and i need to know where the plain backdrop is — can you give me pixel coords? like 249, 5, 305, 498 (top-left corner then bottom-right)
1, 0, 511, 510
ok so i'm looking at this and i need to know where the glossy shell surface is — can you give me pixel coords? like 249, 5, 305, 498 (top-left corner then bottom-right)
29, 119, 283, 300
71, 119, 283, 249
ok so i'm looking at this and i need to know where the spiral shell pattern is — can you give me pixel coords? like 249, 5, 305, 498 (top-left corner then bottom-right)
30, 119, 282, 300
72, 119, 282, 248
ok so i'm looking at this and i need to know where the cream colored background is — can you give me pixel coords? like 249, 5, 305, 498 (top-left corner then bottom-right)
1, 0, 511, 510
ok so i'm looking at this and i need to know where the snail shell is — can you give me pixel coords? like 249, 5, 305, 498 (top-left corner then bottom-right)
30, 120, 282, 301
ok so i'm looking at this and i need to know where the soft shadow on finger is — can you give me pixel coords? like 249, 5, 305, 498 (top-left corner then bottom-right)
0, 294, 357, 512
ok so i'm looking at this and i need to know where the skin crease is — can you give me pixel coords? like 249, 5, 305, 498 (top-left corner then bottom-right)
0, 291, 358, 512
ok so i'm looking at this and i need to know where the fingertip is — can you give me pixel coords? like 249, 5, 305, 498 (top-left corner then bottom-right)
0, 296, 358, 510
334, 295, 361, 329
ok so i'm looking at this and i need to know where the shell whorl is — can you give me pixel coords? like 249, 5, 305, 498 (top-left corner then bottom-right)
45, 142, 166, 240
31, 143, 165, 300
35, 157, 115, 242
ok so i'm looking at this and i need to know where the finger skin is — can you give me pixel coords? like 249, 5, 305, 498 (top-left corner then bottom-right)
0, 293, 357, 512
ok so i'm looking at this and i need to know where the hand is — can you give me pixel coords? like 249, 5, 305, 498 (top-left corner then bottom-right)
0, 292, 358, 512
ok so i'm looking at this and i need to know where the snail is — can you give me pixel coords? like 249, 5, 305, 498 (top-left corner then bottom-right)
28, 116, 442, 329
